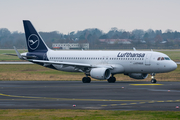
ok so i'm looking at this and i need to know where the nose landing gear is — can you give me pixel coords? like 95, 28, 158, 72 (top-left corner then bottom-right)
151, 73, 156, 83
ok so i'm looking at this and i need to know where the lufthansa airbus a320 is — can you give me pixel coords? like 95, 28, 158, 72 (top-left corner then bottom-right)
11, 20, 177, 83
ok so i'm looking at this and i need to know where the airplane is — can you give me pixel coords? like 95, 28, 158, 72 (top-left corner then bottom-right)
11, 20, 177, 83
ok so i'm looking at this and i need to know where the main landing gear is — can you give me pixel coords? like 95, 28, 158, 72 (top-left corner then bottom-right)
82, 77, 91, 83
107, 75, 116, 83
151, 73, 157, 83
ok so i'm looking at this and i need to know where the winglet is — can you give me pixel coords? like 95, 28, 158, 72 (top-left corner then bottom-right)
13, 46, 23, 59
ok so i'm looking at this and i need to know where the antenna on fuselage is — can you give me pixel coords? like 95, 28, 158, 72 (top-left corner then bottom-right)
133, 47, 136, 51
151, 49, 153, 51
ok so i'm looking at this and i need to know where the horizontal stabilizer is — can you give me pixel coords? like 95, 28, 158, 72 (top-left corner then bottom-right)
3, 53, 17, 56
4, 46, 37, 60
4, 53, 36, 59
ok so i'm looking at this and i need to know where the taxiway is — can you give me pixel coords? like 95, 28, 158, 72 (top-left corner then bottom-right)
0, 81, 180, 110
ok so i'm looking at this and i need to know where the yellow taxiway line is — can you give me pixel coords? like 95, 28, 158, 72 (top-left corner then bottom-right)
1, 93, 180, 108
130, 84, 163, 86
0, 93, 146, 102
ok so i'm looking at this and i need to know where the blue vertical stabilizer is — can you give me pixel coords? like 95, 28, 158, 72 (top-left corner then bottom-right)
23, 20, 49, 52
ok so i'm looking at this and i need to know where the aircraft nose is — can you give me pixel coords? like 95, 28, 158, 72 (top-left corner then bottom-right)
170, 61, 177, 71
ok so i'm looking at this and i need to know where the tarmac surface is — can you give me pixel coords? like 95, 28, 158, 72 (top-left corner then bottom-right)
0, 81, 180, 111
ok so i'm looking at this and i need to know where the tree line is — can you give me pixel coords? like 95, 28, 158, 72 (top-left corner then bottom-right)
0, 27, 180, 49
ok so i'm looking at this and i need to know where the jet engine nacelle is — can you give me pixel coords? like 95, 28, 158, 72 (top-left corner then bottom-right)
128, 73, 148, 79
90, 68, 111, 80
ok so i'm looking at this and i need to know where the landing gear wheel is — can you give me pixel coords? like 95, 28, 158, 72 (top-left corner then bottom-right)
107, 77, 116, 83
151, 73, 157, 83
82, 77, 91, 83
151, 79, 157, 83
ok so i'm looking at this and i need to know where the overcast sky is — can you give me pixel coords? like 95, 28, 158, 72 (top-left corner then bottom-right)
0, 0, 180, 34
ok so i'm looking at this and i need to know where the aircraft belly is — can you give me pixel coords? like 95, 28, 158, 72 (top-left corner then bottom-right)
110, 64, 124, 74
53, 65, 78, 72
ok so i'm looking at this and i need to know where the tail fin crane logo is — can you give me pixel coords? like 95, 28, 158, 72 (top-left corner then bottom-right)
29, 39, 38, 45
28, 34, 39, 50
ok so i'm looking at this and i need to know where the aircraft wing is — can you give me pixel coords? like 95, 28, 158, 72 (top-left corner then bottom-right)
31, 60, 114, 69
32, 59, 92, 68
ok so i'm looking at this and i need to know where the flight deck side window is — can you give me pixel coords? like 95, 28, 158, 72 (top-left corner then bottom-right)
157, 57, 161, 60
165, 57, 170, 60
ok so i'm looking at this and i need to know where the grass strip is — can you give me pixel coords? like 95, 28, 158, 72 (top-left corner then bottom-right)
0, 109, 179, 120
0, 64, 179, 81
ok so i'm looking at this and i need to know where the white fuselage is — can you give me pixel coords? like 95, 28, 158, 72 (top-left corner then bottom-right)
45, 50, 177, 74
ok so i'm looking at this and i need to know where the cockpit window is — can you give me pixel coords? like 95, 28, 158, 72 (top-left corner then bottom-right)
164, 57, 170, 60
157, 57, 171, 61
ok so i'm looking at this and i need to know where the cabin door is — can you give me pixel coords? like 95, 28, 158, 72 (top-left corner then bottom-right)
145, 53, 152, 65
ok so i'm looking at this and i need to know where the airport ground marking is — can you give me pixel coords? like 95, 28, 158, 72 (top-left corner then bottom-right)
111, 104, 117, 106
0, 93, 147, 102
1, 93, 180, 108
101, 105, 107, 107
101, 99, 180, 107
139, 102, 146, 104
130, 103, 137, 104
120, 103, 127, 105
148, 101, 155, 103
130, 84, 163, 86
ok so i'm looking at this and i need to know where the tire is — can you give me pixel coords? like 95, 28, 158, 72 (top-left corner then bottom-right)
151, 79, 157, 83
82, 77, 86, 83
82, 77, 91, 83
107, 77, 116, 83
87, 77, 91, 83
